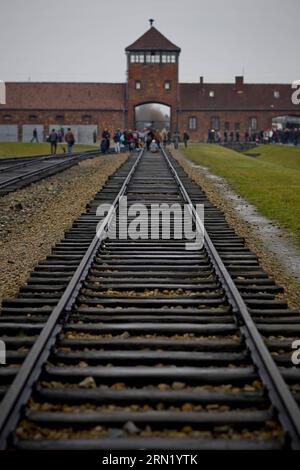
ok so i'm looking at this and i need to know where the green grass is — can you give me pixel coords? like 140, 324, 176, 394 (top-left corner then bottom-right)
183, 144, 300, 245
246, 144, 300, 171
0, 142, 98, 158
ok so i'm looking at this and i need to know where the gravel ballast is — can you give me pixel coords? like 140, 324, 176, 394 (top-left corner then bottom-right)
0, 154, 127, 303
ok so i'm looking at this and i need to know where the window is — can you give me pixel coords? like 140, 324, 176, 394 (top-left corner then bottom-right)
224, 121, 230, 131
29, 114, 37, 121
135, 81, 141, 90
211, 117, 220, 130
235, 122, 240, 131
171, 55, 176, 63
274, 90, 280, 99
56, 114, 64, 123
188, 117, 197, 130
162, 55, 167, 63
209, 90, 215, 98
164, 81, 171, 90
4, 114, 12, 121
149, 53, 160, 63
82, 114, 92, 123
249, 117, 257, 130
130, 54, 145, 63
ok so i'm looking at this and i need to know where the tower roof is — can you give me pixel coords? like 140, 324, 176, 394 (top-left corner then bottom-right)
125, 26, 181, 52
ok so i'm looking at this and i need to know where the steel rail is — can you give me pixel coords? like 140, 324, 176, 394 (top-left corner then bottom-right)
0, 148, 144, 449
160, 146, 300, 449
0, 150, 102, 190
0, 149, 101, 173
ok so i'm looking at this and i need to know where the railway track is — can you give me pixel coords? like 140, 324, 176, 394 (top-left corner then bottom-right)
0, 149, 104, 196
0, 147, 300, 450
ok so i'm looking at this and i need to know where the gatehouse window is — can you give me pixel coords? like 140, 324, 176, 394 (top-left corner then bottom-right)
130, 54, 145, 63
131, 52, 177, 65
164, 81, 171, 90
209, 90, 215, 98
135, 80, 141, 90
274, 90, 280, 99
188, 117, 197, 130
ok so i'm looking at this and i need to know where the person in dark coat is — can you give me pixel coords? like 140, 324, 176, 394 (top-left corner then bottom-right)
49, 129, 58, 155
31, 128, 39, 143
183, 131, 190, 148
102, 129, 110, 152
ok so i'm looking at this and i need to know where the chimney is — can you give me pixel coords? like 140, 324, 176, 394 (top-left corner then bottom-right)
200, 76, 205, 94
235, 76, 244, 92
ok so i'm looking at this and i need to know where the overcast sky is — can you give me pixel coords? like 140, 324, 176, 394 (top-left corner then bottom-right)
0, 0, 299, 84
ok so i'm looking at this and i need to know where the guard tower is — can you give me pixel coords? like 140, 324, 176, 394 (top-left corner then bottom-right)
125, 20, 181, 132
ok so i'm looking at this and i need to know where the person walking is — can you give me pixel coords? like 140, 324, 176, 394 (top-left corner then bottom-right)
146, 131, 153, 151
65, 128, 75, 154
49, 129, 58, 155
173, 131, 180, 149
113, 129, 121, 153
102, 128, 110, 152
183, 131, 190, 148
31, 128, 39, 143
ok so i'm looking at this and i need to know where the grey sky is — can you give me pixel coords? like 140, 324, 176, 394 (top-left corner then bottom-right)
0, 0, 299, 84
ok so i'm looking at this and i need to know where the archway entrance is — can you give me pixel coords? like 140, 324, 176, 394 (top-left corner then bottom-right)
135, 103, 171, 131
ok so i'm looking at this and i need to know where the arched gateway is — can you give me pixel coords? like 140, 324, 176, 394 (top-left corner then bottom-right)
135, 103, 171, 131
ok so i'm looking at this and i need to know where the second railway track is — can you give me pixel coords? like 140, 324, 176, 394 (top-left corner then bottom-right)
0, 147, 300, 450
0, 150, 104, 196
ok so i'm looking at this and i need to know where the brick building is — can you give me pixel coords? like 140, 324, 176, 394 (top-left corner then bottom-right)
0, 24, 299, 143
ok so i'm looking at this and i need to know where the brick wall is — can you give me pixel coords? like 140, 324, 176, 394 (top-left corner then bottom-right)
127, 63, 178, 131
178, 110, 293, 141
0, 110, 125, 141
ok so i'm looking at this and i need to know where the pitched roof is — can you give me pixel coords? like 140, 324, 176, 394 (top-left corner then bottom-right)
179, 83, 298, 111
126, 26, 181, 52
0, 82, 125, 110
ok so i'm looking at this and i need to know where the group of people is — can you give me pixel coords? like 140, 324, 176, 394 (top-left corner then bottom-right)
30, 127, 76, 154
207, 127, 300, 146
100, 128, 190, 154
31, 126, 192, 156
47, 128, 75, 154
251, 128, 300, 145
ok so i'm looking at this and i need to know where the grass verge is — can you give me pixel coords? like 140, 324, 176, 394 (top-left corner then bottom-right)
183, 144, 300, 245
